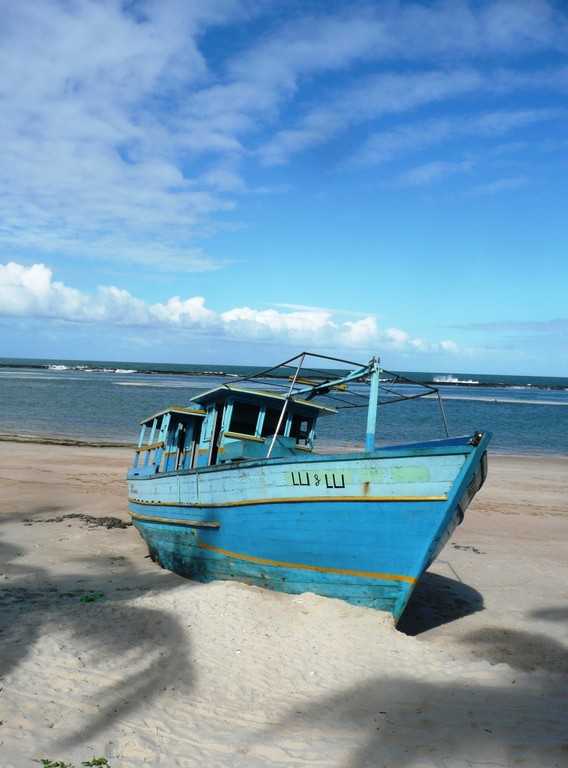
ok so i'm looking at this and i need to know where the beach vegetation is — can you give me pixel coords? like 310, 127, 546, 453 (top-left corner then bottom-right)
34, 761, 73, 768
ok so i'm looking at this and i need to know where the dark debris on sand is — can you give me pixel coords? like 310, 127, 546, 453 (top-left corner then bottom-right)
23, 513, 131, 529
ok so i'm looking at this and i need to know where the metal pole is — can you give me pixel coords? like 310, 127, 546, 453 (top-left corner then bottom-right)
437, 391, 450, 437
365, 357, 380, 452
267, 353, 306, 459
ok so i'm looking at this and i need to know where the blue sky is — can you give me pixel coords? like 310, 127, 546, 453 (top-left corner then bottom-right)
0, 0, 567, 375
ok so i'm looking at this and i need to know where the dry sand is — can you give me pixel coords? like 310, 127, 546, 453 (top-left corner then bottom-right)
0, 442, 566, 768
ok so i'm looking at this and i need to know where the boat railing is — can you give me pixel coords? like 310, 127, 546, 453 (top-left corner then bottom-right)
131, 406, 205, 475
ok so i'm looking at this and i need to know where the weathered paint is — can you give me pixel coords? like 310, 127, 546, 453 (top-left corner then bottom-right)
127, 432, 490, 622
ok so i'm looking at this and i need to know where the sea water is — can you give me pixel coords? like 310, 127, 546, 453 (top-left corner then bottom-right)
0, 357, 566, 456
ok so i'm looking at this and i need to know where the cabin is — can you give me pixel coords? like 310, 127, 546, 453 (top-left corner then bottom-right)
130, 385, 336, 476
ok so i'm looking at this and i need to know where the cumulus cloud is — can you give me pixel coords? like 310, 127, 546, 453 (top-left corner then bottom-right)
0, 262, 85, 318
0, 262, 462, 357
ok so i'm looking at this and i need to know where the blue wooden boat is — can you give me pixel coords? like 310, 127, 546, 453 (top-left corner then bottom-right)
127, 352, 491, 622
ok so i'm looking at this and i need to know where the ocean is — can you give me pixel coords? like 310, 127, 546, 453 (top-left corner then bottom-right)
0, 357, 567, 456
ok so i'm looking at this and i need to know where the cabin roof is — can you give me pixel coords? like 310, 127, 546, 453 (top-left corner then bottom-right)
191, 385, 337, 416
140, 406, 206, 426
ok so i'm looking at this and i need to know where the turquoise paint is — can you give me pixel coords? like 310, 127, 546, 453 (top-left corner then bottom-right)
365, 357, 380, 451
127, 352, 491, 623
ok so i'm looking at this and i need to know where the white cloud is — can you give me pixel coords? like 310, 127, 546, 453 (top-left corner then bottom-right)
391, 0, 568, 56
479, 0, 567, 51
270, 302, 378, 318
0, 261, 463, 357
155, 296, 218, 326
0, 0, 567, 271
0, 262, 84, 317
254, 2, 568, 165
350, 108, 562, 168
258, 68, 483, 166
226, 9, 385, 86
394, 160, 473, 187
0, 1, 251, 266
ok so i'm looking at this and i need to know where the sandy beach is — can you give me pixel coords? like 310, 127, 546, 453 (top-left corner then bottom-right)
1, 441, 566, 768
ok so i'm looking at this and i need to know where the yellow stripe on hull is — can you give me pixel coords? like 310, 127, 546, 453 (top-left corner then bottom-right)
130, 511, 220, 528
194, 534, 417, 585
128, 494, 447, 508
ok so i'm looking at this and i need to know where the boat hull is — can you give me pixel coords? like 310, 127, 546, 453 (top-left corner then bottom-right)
127, 433, 490, 622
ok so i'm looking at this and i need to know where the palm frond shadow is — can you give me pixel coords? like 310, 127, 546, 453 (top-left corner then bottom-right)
1, 510, 195, 749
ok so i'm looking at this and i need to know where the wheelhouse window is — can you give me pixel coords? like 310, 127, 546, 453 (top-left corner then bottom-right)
228, 401, 260, 436
261, 406, 286, 437
289, 413, 313, 445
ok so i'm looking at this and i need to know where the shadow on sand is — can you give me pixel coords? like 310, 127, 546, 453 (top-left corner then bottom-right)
397, 570, 484, 636
0, 505, 195, 751
250, 667, 565, 768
